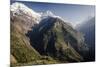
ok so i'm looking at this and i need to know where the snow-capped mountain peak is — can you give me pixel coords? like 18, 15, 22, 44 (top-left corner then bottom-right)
41, 10, 63, 20
11, 2, 41, 23
44, 10, 54, 17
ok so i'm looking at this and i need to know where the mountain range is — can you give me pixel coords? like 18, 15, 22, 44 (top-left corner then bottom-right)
10, 2, 92, 66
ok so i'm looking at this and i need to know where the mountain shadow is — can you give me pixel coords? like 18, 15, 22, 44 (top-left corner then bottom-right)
26, 17, 88, 62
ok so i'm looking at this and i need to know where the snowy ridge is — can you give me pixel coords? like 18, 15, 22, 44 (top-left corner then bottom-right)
10, 2, 69, 24
41, 10, 63, 19
11, 2, 41, 23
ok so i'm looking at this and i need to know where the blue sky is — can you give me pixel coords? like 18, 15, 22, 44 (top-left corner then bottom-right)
11, 1, 95, 26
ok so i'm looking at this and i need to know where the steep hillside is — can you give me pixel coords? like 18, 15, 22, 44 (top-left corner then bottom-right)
10, 2, 57, 66
11, 19, 57, 66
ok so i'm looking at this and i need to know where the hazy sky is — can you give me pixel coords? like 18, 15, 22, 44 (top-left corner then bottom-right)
11, 1, 95, 26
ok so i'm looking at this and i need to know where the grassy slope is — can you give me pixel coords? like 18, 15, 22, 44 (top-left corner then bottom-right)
10, 20, 57, 66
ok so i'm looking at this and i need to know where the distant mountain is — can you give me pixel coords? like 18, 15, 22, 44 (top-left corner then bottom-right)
76, 17, 95, 61
11, 2, 89, 66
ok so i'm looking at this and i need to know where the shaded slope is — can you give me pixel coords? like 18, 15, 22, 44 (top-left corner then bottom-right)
27, 17, 88, 62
